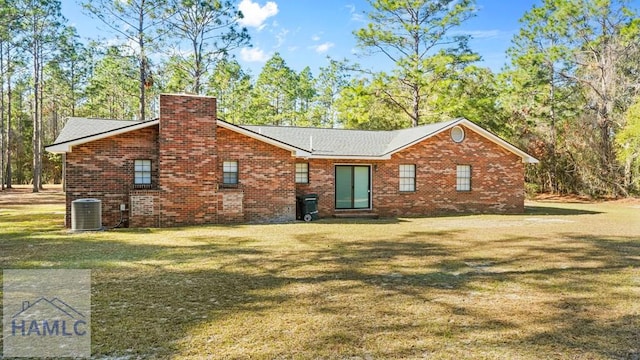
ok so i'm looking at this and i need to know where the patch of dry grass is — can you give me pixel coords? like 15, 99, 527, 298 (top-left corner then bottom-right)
0, 191, 638, 359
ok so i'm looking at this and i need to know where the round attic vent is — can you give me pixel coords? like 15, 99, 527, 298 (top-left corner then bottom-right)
451, 126, 465, 143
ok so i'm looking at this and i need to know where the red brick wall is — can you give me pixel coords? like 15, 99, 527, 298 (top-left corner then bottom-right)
377, 126, 524, 215
158, 94, 218, 227
64, 99, 523, 228
217, 127, 296, 223
64, 95, 296, 228
129, 190, 161, 227
297, 125, 524, 217
65, 126, 159, 228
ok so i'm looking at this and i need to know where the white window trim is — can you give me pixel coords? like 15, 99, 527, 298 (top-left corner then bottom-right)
456, 164, 471, 191
223, 161, 239, 185
134, 159, 152, 185
399, 164, 416, 192
295, 163, 309, 184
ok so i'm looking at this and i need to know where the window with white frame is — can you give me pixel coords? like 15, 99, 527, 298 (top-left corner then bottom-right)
296, 163, 309, 183
456, 165, 471, 191
134, 159, 152, 185
223, 161, 238, 185
399, 164, 416, 192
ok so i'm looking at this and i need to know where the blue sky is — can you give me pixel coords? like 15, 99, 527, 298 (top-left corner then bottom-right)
61, 0, 542, 76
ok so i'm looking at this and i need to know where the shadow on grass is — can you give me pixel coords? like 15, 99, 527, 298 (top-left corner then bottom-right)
513, 302, 640, 359
300, 217, 407, 224
524, 205, 602, 216
90, 233, 639, 357
120, 234, 638, 356
0, 209, 638, 358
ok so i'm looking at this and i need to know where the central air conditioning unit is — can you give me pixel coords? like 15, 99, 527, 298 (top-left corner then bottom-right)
71, 199, 102, 231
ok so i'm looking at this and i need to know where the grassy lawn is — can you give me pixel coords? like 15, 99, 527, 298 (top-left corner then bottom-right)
1, 187, 639, 359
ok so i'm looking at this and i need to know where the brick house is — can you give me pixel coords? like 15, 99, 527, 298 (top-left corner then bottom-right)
46, 94, 538, 228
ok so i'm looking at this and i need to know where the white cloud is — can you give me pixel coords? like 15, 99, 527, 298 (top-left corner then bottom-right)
103, 37, 139, 56
346, 4, 365, 23
312, 42, 334, 54
311, 35, 321, 42
240, 47, 270, 62
452, 29, 501, 39
238, 0, 279, 29
275, 28, 289, 48
351, 13, 365, 23
468, 30, 501, 39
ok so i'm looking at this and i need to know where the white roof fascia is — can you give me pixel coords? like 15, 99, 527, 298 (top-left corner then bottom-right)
216, 120, 311, 157
303, 154, 391, 160
386, 118, 539, 164
45, 119, 160, 154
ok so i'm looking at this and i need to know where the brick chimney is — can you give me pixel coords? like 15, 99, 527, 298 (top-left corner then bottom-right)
158, 94, 218, 226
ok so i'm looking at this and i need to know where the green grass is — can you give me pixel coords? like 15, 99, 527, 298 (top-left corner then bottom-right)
1, 195, 639, 359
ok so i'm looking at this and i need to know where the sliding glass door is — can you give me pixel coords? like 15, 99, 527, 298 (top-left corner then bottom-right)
335, 165, 371, 209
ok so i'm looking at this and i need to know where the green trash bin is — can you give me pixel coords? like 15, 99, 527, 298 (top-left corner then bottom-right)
300, 193, 319, 222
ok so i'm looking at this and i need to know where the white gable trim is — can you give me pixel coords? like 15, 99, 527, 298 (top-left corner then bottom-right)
45, 120, 160, 154
303, 154, 392, 160
385, 118, 539, 163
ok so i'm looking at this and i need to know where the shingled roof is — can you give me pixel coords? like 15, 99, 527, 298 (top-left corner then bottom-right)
241, 119, 460, 157
46, 117, 160, 153
46, 117, 538, 163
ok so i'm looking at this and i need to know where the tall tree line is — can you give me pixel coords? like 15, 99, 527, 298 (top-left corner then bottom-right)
502, 0, 640, 196
0, 0, 638, 197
